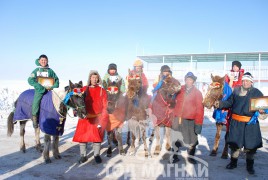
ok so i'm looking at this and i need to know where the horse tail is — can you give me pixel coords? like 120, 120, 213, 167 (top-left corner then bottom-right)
7, 100, 17, 137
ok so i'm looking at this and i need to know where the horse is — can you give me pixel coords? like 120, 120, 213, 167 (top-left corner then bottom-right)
126, 70, 151, 157
150, 75, 181, 155
203, 74, 232, 159
7, 80, 87, 163
103, 78, 127, 157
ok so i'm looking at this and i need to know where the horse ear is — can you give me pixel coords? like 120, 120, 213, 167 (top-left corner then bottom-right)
128, 69, 131, 76
64, 86, 69, 92
78, 80, 83, 87
211, 73, 215, 82
69, 80, 75, 90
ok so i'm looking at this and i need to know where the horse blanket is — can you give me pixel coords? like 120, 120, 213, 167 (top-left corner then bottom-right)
152, 93, 174, 127
13, 89, 65, 136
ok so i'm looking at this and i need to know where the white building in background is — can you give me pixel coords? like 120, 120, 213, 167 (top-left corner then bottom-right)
138, 52, 268, 93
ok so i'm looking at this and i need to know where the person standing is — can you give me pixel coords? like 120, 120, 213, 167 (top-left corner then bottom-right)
172, 72, 204, 164
214, 72, 265, 174
73, 70, 108, 164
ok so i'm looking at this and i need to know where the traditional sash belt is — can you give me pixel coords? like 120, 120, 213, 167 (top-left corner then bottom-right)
232, 114, 251, 122
86, 113, 101, 118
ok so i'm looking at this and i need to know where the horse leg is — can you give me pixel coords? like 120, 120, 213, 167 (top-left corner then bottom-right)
19, 121, 26, 153
43, 134, 52, 163
165, 126, 171, 151
52, 136, 61, 159
126, 131, 131, 146
128, 132, 136, 156
210, 123, 222, 156
221, 130, 229, 159
115, 128, 125, 155
141, 127, 149, 157
154, 126, 161, 155
34, 127, 43, 153
107, 131, 113, 157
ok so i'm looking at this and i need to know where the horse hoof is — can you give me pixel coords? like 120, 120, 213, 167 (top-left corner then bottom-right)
107, 153, 112, 157
119, 150, 125, 156
35, 145, 43, 153
221, 155, 228, 159
21, 149, 26, 153
210, 151, 217, 156
153, 152, 160, 156
45, 159, 52, 164
54, 155, 61, 159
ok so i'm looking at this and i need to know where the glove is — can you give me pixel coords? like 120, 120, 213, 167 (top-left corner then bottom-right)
194, 124, 202, 134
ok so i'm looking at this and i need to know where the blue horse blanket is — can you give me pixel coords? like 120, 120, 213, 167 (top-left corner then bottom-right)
13, 89, 65, 136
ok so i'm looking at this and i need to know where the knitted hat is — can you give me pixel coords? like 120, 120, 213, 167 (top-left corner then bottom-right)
160, 65, 171, 73
185, 72, 197, 81
232, 61, 242, 70
108, 63, 117, 70
133, 59, 143, 67
242, 72, 254, 83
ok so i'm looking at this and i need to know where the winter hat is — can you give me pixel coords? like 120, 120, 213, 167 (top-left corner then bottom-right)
160, 65, 171, 73
232, 61, 242, 70
108, 63, 117, 70
133, 59, 143, 67
185, 72, 197, 81
242, 72, 254, 83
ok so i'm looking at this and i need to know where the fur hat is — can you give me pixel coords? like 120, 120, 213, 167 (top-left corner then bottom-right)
232, 61, 242, 70
242, 72, 254, 83
185, 71, 197, 81
133, 59, 143, 67
108, 63, 117, 70
160, 65, 171, 73
87, 70, 102, 86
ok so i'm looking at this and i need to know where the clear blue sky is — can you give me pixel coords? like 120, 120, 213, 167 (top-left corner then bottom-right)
0, 0, 267, 83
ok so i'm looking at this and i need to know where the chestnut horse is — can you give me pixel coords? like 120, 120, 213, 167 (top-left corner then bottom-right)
150, 75, 181, 155
203, 74, 232, 159
7, 81, 87, 163
126, 70, 150, 157
103, 78, 127, 157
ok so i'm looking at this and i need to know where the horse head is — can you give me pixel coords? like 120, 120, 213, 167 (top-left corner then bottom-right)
103, 77, 122, 114
158, 75, 181, 108
203, 74, 225, 109
127, 69, 142, 99
63, 80, 87, 118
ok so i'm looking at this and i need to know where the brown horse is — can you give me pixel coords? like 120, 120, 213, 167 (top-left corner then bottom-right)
151, 75, 181, 155
7, 81, 87, 163
203, 74, 231, 159
103, 78, 127, 157
126, 70, 150, 157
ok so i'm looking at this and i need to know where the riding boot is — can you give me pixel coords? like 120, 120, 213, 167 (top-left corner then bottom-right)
78, 143, 88, 164
188, 146, 197, 164
246, 159, 255, 174
226, 157, 238, 169
32, 115, 39, 128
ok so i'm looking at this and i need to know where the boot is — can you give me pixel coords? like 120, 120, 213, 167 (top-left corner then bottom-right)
78, 155, 88, 164
32, 115, 39, 128
188, 147, 197, 164
226, 157, 237, 169
172, 154, 180, 163
246, 159, 255, 174
94, 155, 102, 164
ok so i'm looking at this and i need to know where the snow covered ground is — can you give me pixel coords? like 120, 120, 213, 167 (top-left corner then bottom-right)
0, 81, 268, 179
0, 109, 268, 180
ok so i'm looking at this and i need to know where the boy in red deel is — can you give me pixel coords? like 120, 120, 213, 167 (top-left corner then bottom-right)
73, 70, 108, 164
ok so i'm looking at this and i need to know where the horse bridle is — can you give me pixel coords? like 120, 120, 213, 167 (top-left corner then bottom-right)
204, 82, 223, 103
